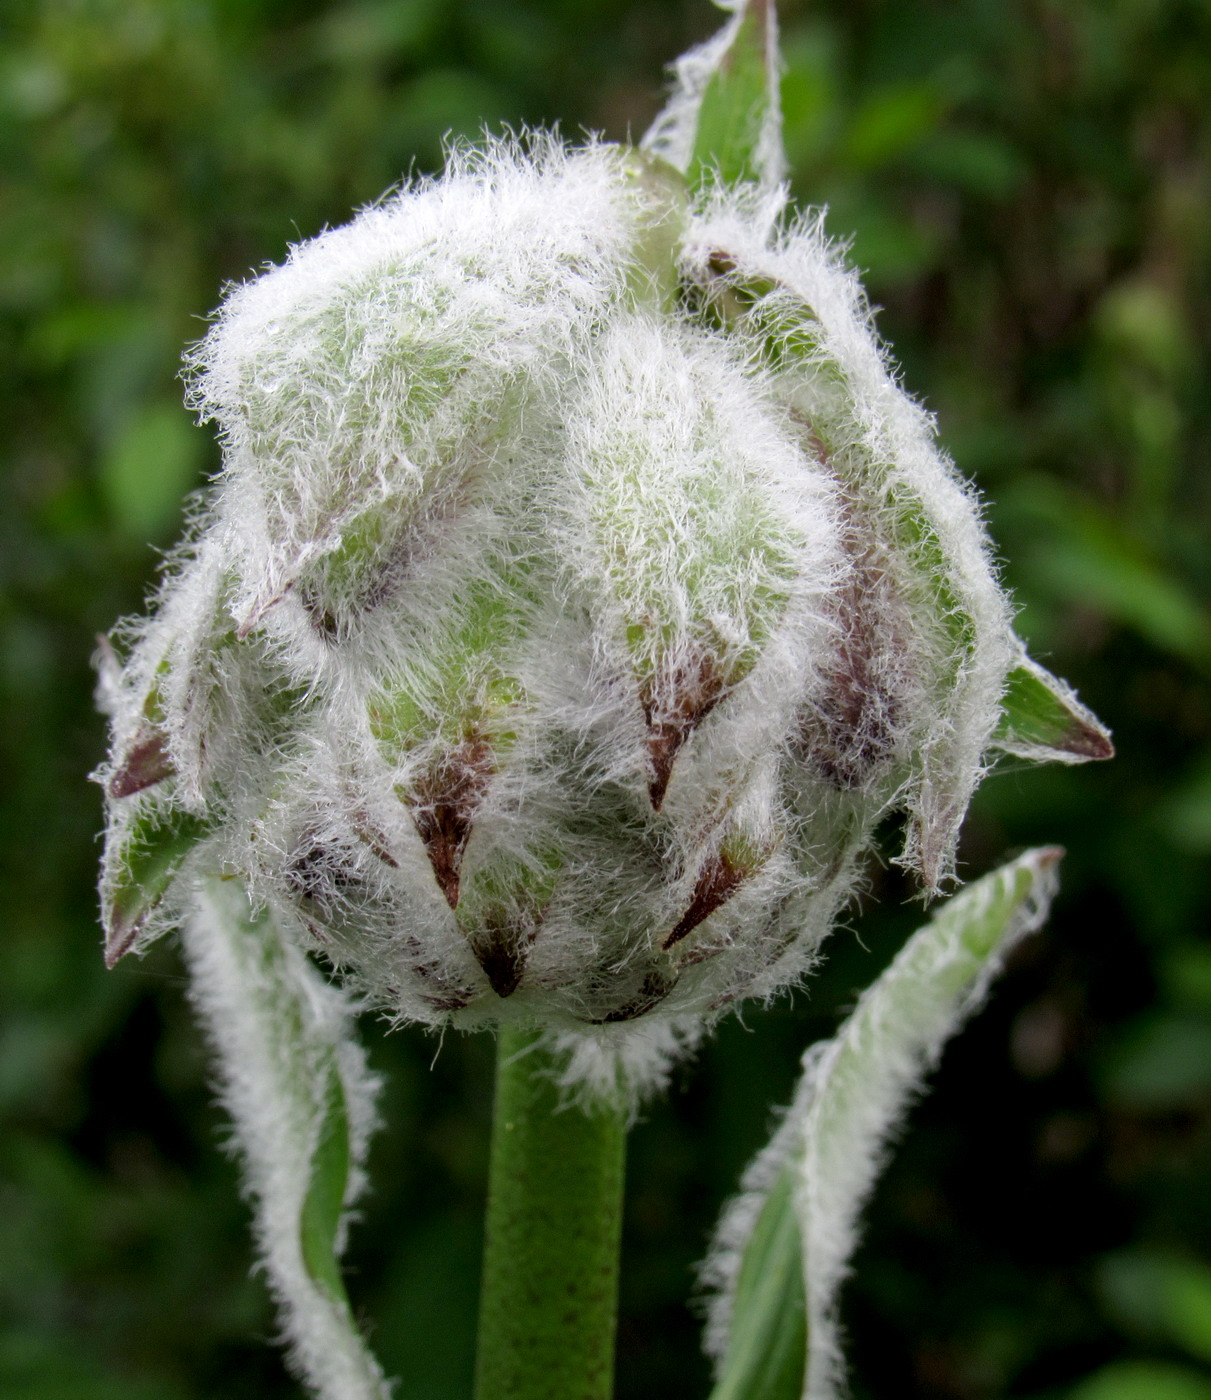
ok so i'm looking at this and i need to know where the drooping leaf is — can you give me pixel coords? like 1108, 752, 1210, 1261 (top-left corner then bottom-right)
180, 876, 390, 1400
641, 0, 785, 196
992, 647, 1114, 764
702, 848, 1062, 1400
299, 1065, 355, 1302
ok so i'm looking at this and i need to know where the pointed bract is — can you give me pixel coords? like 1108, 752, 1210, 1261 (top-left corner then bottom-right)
993, 645, 1114, 764
643, 0, 785, 197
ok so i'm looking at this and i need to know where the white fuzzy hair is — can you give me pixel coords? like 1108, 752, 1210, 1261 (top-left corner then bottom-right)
701, 847, 1062, 1397
99, 131, 1023, 1101
181, 875, 390, 1400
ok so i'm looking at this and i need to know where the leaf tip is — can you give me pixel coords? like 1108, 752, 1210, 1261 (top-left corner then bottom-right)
103, 915, 142, 968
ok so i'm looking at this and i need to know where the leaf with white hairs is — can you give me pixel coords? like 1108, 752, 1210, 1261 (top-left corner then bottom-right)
181, 875, 391, 1400
703, 846, 1063, 1400
642, 0, 784, 196
993, 646, 1114, 765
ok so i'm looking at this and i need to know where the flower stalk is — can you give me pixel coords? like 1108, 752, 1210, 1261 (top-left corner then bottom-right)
475, 1028, 627, 1400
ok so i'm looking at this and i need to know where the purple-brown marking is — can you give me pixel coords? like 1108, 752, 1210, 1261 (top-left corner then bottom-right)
663, 848, 751, 950
108, 725, 175, 798
402, 933, 476, 1012
592, 967, 676, 1024
466, 891, 548, 999
470, 919, 529, 999
405, 736, 494, 909
284, 837, 362, 908
792, 422, 899, 788
349, 810, 400, 868
641, 652, 730, 810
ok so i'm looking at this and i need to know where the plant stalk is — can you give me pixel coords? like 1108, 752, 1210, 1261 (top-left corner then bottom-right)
474, 1027, 627, 1400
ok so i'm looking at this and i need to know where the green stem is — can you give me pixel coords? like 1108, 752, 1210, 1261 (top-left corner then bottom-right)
474, 1027, 628, 1400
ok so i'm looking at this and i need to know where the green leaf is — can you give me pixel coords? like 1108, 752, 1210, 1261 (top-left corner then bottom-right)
1005, 475, 1211, 665
300, 1065, 354, 1302
842, 81, 946, 171
181, 876, 390, 1400
992, 649, 1114, 764
1100, 1013, 1211, 1108
99, 400, 203, 541
641, 0, 784, 196
689, 0, 780, 190
708, 1168, 805, 1400
1065, 1361, 1211, 1400
1098, 1251, 1211, 1364
705, 848, 1062, 1400
104, 806, 210, 966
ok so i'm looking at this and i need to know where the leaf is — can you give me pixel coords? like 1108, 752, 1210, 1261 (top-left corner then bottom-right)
707, 1167, 805, 1400
992, 647, 1114, 764
641, 0, 785, 196
702, 848, 1062, 1400
181, 876, 390, 1400
1097, 1250, 1211, 1364
1100, 1013, 1211, 1108
1064, 1361, 1211, 1400
299, 1066, 355, 1301
103, 805, 210, 966
1005, 475, 1211, 665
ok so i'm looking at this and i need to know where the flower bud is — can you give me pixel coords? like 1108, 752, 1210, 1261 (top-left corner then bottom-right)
96, 135, 1091, 1093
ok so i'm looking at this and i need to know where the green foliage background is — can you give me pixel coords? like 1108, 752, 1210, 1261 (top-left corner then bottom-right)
2, 0, 1209, 1396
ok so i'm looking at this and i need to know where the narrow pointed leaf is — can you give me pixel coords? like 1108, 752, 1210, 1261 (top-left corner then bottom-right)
641, 0, 785, 195
181, 876, 390, 1400
103, 806, 211, 965
993, 649, 1114, 764
703, 847, 1063, 1400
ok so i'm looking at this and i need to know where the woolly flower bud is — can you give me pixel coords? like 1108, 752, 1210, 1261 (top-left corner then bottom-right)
98, 135, 1025, 1095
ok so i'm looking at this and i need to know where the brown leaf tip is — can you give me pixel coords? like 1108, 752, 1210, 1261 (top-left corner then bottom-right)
663, 846, 751, 950
103, 917, 142, 969
108, 726, 175, 799
641, 653, 730, 811
405, 736, 495, 908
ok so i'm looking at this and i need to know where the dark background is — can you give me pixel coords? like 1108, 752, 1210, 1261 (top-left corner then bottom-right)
2, 0, 1209, 1397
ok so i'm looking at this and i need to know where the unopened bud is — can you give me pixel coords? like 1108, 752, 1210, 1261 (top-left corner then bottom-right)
96, 135, 1103, 1093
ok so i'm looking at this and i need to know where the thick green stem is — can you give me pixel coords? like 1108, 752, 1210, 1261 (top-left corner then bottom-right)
474, 1027, 627, 1400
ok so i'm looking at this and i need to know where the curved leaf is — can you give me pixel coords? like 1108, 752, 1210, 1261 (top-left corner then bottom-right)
703, 847, 1063, 1400
181, 876, 390, 1400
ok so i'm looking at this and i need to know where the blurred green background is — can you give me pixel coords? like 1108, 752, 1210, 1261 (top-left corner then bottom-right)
2, 0, 1209, 1396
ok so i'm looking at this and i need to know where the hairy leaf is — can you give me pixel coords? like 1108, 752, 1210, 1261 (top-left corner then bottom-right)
993, 648, 1114, 764
642, 0, 784, 195
703, 847, 1062, 1400
181, 876, 390, 1400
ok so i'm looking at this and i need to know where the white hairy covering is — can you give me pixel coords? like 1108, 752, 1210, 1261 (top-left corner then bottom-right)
682, 192, 1017, 886
99, 133, 1020, 1099
701, 847, 1062, 1398
181, 875, 389, 1400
